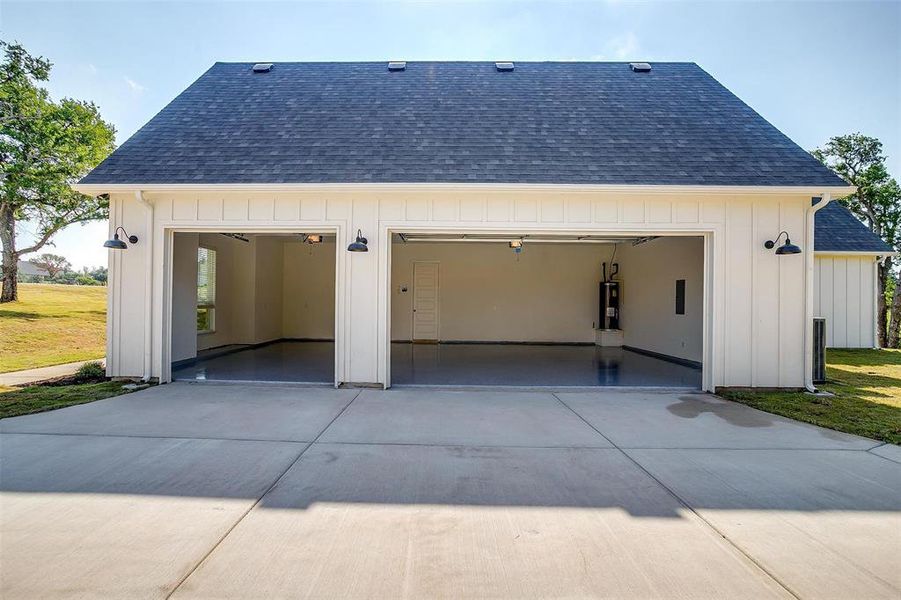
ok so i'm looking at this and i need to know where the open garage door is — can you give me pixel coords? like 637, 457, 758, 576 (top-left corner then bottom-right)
168, 231, 337, 384
389, 233, 703, 388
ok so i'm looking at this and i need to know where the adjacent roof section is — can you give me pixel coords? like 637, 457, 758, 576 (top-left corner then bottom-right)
815, 201, 894, 253
81, 61, 847, 186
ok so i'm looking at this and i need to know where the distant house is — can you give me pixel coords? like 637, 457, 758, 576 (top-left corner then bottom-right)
17, 260, 50, 279
77, 61, 861, 391
814, 201, 895, 348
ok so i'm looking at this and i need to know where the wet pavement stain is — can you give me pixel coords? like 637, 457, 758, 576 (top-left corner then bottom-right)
667, 396, 774, 428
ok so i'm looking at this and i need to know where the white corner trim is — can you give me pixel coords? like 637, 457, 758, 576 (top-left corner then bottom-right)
134, 190, 154, 381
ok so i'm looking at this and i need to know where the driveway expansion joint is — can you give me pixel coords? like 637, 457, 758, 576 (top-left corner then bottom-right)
163, 388, 364, 600
0, 430, 316, 444
550, 392, 803, 600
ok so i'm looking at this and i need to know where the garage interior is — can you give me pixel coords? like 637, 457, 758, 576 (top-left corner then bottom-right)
170, 232, 336, 383
390, 234, 704, 388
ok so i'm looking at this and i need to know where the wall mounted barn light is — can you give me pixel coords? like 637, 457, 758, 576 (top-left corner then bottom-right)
347, 229, 368, 252
103, 227, 138, 250
764, 231, 802, 255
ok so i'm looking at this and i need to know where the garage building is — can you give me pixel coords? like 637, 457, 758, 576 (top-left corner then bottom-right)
76, 61, 857, 391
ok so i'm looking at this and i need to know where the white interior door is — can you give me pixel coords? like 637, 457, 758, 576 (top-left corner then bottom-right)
412, 261, 439, 341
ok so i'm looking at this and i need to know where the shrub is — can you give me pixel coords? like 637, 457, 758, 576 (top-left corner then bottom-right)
74, 361, 106, 383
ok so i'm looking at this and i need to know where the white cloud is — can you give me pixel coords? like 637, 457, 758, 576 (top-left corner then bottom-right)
605, 32, 640, 60
124, 77, 145, 94
581, 33, 641, 63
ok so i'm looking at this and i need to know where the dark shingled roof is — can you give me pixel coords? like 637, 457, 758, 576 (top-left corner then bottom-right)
81, 61, 847, 186
815, 201, 894, 253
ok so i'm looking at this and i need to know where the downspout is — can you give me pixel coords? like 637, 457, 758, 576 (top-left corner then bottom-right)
804, 193, 831, 391
134, 190, 154, 382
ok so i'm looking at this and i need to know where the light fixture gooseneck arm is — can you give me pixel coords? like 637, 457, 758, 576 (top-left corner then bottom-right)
764, 231, 789, 250
114, 227, 139, 244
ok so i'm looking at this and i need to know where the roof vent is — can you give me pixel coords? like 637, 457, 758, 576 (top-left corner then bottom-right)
495, 61, 515, 72
387, 61, 406, 72
252, 63, 273, 73
629, 62, 652, 73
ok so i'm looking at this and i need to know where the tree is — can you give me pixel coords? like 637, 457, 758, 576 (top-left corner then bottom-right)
0, 41, 116, 302
813, 133, 901, 347
86, 265, 107, 283
31, 252, 70, 277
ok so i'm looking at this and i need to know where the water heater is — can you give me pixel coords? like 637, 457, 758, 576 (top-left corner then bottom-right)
598, 261, 620, 330
599, 281, 620, 330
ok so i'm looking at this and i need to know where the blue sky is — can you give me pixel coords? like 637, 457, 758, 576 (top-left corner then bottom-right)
4, 0, 899, 268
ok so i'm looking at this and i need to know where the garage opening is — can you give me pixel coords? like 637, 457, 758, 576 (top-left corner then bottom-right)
390, 233, 703, 388
169, 232, 336, 383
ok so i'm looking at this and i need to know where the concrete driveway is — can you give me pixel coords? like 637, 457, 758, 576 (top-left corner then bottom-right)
1, 385, 898, 599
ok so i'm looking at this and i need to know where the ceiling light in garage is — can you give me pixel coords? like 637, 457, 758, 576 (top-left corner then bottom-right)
303, 234, 322, 244
509, 239, 523, 254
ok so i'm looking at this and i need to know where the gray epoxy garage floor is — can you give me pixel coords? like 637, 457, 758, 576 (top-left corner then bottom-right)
1, 384, 899, 599
171, 341, 702, 387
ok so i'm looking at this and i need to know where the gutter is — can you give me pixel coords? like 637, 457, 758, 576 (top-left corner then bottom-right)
804, 194, 833, 392
814, 250, 898, 257
134, 190, 154, 382
73, 182, 858, 197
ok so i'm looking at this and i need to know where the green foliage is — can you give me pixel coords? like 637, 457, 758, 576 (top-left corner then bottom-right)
0, 40, 116, 301
812, 133, 900, 251
0, 381, 131, 419
73, 360, 105, 382
719, 349, 901, 444
813, 133, 901, 347
32, 252, 70, 277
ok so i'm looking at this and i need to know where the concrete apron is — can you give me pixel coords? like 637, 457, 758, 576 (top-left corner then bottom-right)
1, 384, 898, 599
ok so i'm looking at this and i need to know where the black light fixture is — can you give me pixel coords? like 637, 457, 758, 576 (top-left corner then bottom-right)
103, 227, 138, 250
764, 231, 802, 255
347, 229, 368, 252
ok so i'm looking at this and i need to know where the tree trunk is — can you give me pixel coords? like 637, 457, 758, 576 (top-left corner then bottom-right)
888, 272, 901, 349
876, 259, 890, 347
0, 203, 18, 303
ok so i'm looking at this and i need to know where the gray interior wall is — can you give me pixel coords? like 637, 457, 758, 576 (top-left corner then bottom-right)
391, 241, 614, 343
196, 233, 256, 351
171, 233, 199, 362
253, 236, 285, 343
283, 240, 337, 339
616, 237, 704, 362
171, 233, 336, 363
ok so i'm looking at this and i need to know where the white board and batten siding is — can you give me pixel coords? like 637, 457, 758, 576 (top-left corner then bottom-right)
104, 187, 821, 390
814, 254, 878, 348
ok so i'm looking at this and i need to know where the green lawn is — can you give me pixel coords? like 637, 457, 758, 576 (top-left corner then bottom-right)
719, 348, 901, 444
0, 381, 133, 419
0, 283, 106, 373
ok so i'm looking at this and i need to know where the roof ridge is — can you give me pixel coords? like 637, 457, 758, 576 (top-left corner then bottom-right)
212, 60, 701, 66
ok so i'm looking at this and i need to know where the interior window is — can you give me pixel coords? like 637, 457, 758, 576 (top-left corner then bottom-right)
197, 247, 216, 333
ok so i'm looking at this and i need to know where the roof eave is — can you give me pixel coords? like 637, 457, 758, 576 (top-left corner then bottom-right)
815, 250, 897, 256
73, 182, 858, 197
